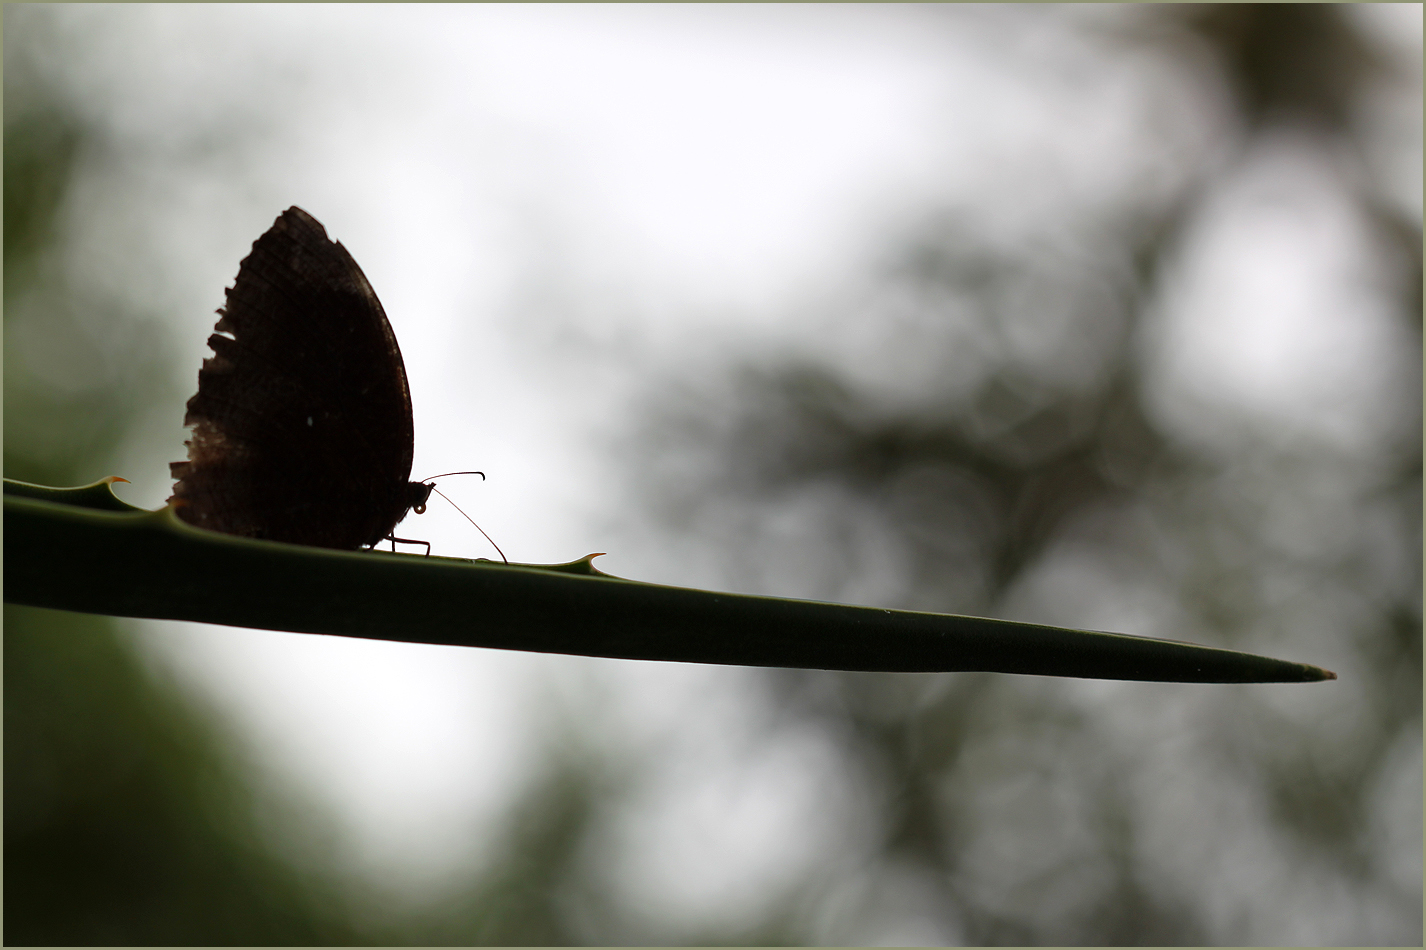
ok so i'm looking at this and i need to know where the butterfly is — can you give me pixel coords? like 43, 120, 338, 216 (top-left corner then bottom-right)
168, 207, 435, 551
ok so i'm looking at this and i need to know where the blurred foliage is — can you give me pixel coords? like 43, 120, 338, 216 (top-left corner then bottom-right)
1184, 4, 1386, 131
4, 605, 364, 946
621, 4, 1421, 945
4, 17, 356, 945
3, 13, 173, 491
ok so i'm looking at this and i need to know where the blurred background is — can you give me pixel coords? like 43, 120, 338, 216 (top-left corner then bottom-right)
4, 4, 1420, 945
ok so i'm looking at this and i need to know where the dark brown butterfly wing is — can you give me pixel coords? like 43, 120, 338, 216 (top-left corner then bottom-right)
169, 206, 429, 549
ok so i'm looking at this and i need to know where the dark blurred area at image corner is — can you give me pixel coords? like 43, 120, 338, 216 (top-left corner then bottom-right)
3, 4, 1422, 947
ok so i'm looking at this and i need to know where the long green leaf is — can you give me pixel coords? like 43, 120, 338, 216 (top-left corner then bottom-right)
3, 478, 1335, 683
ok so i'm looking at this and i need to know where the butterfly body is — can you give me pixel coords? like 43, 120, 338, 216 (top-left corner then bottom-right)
169, 207, 429, 550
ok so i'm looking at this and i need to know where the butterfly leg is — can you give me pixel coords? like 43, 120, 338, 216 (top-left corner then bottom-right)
386, 535, 432, 557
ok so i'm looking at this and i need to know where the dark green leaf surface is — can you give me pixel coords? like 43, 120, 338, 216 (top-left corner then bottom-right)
3, 478, 1336, 683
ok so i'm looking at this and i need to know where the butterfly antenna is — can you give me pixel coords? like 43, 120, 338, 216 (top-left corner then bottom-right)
428, 484, 507, 564
421, 471, 486, 481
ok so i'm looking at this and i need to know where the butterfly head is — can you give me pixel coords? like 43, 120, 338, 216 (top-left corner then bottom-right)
406, 480, 436, 515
